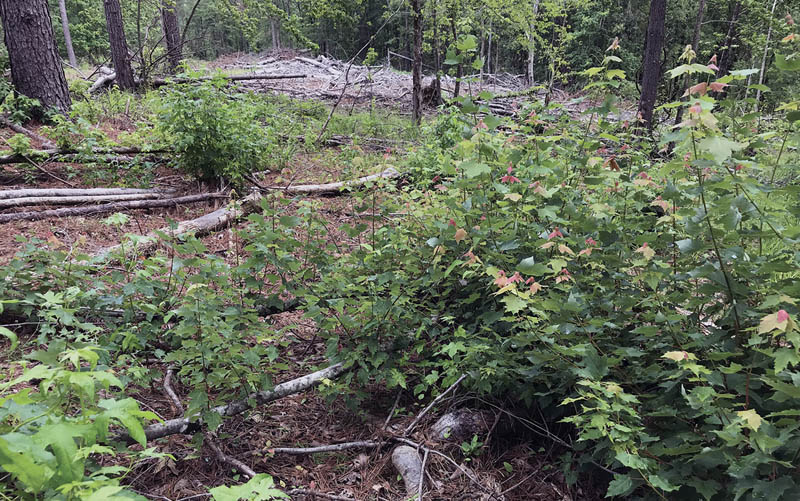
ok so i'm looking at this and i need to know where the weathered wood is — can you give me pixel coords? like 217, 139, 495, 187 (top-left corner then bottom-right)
0, 193, 221, 224
127, 362, 345, 443
0, 187, 167, 200
0, 146, 170, 165
150, 73, 307, 87
392, 446, 423, 499
262, 167, 400, 195
0, 193, 165, 209
88, 71, 117, 93
0, 116, 55, 148
92, 191, 262, 260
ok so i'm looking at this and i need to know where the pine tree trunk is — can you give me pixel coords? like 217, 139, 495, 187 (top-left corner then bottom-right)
103, 0, 135, 90
637, 0, 667, 130
412, 0, 423, 125
57, 0, 77, 67
0, 0, 71, 115
271, 19, 281, 49
161, 0, 182, 72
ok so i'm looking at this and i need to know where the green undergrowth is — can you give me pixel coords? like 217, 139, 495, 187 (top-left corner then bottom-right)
2, 43, 800, 500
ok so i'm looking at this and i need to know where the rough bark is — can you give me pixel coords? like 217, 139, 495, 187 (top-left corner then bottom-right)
57, 0, 77, 67
637, 0, 668, 130
103, 0, 136, 90
718, 1, 743, 78
411, 0, 423, 124
130, 363, 346, 443
0, 193, 220, 224
0, 0, 71, 115
0, 187, 168, 200
92, 191, 263, 260
160, 0, 182, 72
270, 18, 281, 49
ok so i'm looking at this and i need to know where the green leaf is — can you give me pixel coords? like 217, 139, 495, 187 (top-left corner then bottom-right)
501, 295, 527, 314
605, 474, 633, 497
0, 326, 18, 350
775, 53, 800, 72
698, 136, 745, 164
461, 161, 491, 178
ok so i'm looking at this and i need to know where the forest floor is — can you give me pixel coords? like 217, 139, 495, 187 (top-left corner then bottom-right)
0, 57, 611, 500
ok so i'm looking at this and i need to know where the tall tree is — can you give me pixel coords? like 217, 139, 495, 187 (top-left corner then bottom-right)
412, 0, 423, 124
161, 0, 182, 72
637, 0, 667, 130
103, 0, 135, 90
57, 0, 77, 67
673, 0, 706, 127
0, 0, 71, 115
718, 1, 743, 77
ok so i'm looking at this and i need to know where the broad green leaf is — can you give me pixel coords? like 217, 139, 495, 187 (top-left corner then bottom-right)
461, 161, 491, 178
737, 409, 763, 431
698, 136, 745, 164
605, 474, 633, 497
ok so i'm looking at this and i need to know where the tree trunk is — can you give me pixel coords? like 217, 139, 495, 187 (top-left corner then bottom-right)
103, 0, 136, 90
637, 0, 667, 130
718, 1, 742, 77
271, 18, 281, 49
57, 0, 77, 67
673, 0, 706, 127
161, 0, 182, 72
450, 16, 461, 97
412, 0, 423, 124
0, 0, 71, 116
754, 0, 779, 111
432, 0, 442, 105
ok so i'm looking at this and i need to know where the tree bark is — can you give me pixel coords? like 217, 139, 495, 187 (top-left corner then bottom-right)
0, 0, 71, 115
0, 193, 167, 209
57, 0, 77, 67
160, 0, 182, 72
637, 0, 667, 130
718, 1, 743, 77
103, 0, 136, 90
673, 0, 706, 127
270, 18, 281, 49
411, 0, 423, 124
0, 187, 170, 200
754, 0, 779, 111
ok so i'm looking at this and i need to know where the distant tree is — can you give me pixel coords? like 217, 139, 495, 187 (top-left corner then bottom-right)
57, 0, 77, 66
103, 0, 135, 89
0, 0, 71, 115
161, 0, 182, 72
637, 0, 667, 130
412, 0, 423, 124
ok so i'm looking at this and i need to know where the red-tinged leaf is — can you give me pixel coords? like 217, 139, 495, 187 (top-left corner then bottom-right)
684, 82, 708, 96
454, 228, 468, 242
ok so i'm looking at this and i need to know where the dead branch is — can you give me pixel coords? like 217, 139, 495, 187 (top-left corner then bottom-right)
0, 146, 171, 165
164, 369, 184, 415
404, 374, 467, 436
0, 187, 170, 200
0, 115, 55, 149
92, 191, 262, 260
261, 167, 400, 195
392, 445, 423, 499
0, 193, 223, 224
150, 73, 306, 87
286, 489, 354, 501
0, 193, 168, 209
128, 362, 345, 443
246, 440, 380, 457
206, 436, 256, 479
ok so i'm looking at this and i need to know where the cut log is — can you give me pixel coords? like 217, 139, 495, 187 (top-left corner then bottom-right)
0, 193, 222, 224
150, 73, 307, 87
0, 115, 55, 149
0, 193, 166, 209
92, 191, 262, 260
262, 167, 401, 195
125, 362, 346, 443
0, 187, 169, 200
0, 146, 171, 165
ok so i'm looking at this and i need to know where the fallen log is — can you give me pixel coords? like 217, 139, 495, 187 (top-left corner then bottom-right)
128, 362, 345, 443
0, 193, 167, 209
88, 71, 116, 93
150, 73, 307, 87
0, 193, 222, 224
262, 167, 401, 195
0, 146, 171, 165
0, 187, 168, 200
92, 191, 262, 260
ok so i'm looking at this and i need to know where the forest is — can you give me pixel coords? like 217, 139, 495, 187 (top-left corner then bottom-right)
0, 0, 799, 499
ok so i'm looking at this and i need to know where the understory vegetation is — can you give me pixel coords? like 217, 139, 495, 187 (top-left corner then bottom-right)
2, 26, 800, 501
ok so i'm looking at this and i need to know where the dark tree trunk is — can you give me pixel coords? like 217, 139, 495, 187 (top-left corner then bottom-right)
432, 0, 442, 105
57, 0, 77, 67
450, 16, 461, 98
673, 0, 706, 126
161, 0, 182, 72
0, 0, 71, 115
637, 0, 667, 130
103, 0, 136, 90
718, 1, 742, 77
412, 0, 423, 124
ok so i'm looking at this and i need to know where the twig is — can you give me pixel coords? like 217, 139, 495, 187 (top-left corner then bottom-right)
0, 137, 74, 187
404, 374, 467, 436
418, 447, 429, 501
286, 489, 354, 500
383, 389, 403, 430
164, 369, 184, 415
500, 467, 542, 495
246, 440, 380, 457
206, 436, 256, 479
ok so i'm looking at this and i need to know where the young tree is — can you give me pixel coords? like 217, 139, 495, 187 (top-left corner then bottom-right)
0, 0, 71, 115
637, 0, 667, 130
161, 0, 182, 72
103, 0, 136, 89
412, 0, 423, 124
57, 0, 77, 67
